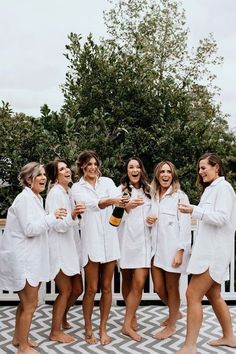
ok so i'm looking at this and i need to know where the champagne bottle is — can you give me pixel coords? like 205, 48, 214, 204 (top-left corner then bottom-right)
109, 191, 129, 227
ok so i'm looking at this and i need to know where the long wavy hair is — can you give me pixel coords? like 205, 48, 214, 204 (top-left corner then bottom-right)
151, 161, 180, 198
75, 150, 102, 179
120, 157, 151, 199
196, 153, 225, 191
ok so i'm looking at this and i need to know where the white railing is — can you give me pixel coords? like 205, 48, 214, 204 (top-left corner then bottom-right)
0, 219, 235, 303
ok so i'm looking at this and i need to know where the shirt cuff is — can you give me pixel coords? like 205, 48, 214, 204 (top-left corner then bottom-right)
191, 205, 205, 221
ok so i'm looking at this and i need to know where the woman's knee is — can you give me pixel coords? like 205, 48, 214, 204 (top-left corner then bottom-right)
101, 283, 112, 296
154, 283, 165, 297
21, 299, 38, 314
186, 286, 203, 304
55, 283, 73, 302
85, 284, 98, 297
72, 285, 83, 298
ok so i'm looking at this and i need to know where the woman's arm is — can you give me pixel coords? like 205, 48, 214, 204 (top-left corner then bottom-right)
15, 194, 58, 237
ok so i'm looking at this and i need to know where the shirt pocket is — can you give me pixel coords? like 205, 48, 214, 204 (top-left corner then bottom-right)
160, 209, 178, 227
199, 201, 213, 211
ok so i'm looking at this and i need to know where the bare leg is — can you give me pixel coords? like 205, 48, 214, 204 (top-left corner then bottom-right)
83, 260, 99, 344
122, 268, 149, 342
99, 261, 116, 345
154, 272, 181, 339
62, 273, 83, 329
175, 271, 214, 354
49, 271, 75, 343
16, 282, 39, 354
121, 269, 137, 330
206, 282, 236, 348
151, 265, 168, 304
12, 303, 38, 348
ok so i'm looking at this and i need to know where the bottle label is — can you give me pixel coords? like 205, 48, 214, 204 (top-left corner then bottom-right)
109, 215, 121, 227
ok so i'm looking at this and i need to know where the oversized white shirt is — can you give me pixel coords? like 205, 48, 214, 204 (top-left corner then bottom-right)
71, 176, 121, 267
45, 184, 81, 279
152, 188, 191, 273
118, 185, 152, 268
187, 177, 236, 283
0, 187, 57, 291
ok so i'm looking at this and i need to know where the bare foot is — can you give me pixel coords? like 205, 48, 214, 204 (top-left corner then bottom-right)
13, 339, 38, 348
174, 346, 197, 354
62, 321, 72, 330
122, 326, 141, 342
162, 311, 185, 326
49, 331, 75, 343
99, 331, 112, 345
153, 326, 176, 340
208, 336, 236, 348
85, 332, 98, 345
17, 347, 39, 354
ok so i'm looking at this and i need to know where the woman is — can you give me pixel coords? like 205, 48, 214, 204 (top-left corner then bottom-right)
71, 150, 127, 345
118, 157, 153, 342
176, 153, 236, 354
150, 161, 191, 340
0, 162, 66, 354
45, 159, 86, 343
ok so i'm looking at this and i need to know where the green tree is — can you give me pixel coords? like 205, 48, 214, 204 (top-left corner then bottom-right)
1, 0, 236, 215
0, 102, 57, 215
61, 0, 236, 201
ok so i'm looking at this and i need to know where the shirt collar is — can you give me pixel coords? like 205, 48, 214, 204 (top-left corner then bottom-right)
24, 186, 44, 206
79, 176, 99, 189
209, 176, 225, 187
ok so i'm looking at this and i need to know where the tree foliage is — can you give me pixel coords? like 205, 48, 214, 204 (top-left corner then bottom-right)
1, 0, 236, 215
61, 0, 236, 200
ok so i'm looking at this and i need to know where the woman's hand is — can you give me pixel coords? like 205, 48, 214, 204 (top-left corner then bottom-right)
146, 214, 158, 225
172, 250, 184, 268
54, 208, 67, 219
125, 197, 144, 210
71, 202, 86, 220
98, 194, 129, 209
178, 203, 193, 214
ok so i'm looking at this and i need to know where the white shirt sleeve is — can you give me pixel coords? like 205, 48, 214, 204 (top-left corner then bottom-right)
191, 184, 235, 227
178, 193, 191, 250
46, 189, 76, 233
15, 194, 56, 238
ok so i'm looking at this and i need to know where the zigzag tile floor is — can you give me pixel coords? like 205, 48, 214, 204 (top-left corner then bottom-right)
0, 305, 236, 354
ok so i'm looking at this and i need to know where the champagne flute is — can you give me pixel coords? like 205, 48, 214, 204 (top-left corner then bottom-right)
137, 193, 144, 205
74, 200, 86, 219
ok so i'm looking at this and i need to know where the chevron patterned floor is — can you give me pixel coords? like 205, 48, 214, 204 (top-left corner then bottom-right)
0, 305, 236, 354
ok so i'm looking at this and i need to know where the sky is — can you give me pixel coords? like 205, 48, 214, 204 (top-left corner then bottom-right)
0, 0, 235, 130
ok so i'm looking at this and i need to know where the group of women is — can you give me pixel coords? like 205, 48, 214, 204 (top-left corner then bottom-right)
0, 150, 235, 354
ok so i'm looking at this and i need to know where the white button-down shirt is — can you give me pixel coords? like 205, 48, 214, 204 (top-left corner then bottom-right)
71, 176, 121, 267
45, 184, 81, 279
0, 187, 57, 291
118, 185, 152, 268
187, 177, 236, 283
152, 188, 191, 273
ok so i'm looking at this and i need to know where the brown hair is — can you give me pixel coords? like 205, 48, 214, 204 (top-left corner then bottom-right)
18, 162, 43, 187
151, 161, 180, 198
76, 150, 101, 178
45, 158, 68, 184
120, 157, 151, 198
196, 153, 225, 191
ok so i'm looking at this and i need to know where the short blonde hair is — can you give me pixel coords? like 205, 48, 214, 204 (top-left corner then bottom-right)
18, 162, 43, 187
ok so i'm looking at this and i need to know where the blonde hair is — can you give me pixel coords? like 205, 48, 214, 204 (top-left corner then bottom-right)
151, 161, 180, 198
18, 162, 44, 187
